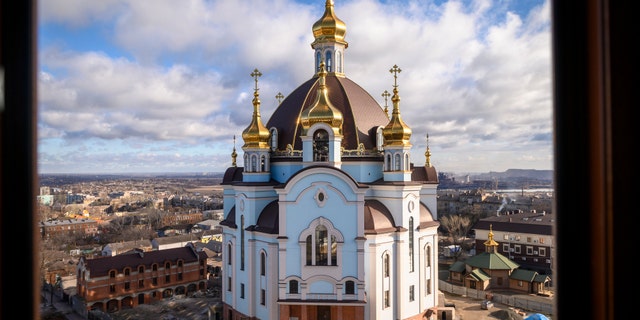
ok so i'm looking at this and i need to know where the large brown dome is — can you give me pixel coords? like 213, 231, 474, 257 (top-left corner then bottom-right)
266, 74, 390, 153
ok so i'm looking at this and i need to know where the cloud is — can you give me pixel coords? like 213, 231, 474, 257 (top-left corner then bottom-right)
38, 0, 552, 174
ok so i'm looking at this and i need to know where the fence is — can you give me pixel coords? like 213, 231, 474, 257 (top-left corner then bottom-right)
438, 280, 554, 315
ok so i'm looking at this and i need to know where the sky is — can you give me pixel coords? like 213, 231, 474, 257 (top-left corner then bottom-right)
37, 0, 552, 175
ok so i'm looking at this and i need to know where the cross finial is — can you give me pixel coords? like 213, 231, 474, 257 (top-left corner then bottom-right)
231, 135, 238, 167
382, 90, 390, 117
389, 64, 402, 88
276, 92, 284, 104
251, 68, 262, 92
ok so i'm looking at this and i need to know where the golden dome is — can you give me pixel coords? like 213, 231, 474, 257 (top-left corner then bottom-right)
242, 69, 270, 149
300, 62, 344, 134
311, 0, 348, 47
382, 86, 412, 146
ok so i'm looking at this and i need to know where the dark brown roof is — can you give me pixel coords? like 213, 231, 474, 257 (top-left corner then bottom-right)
473, 211, 554, 236
82, 245, 206, 277
411, 164, 439, 184
249, 200, 279, 234
219, 206, 237, 228
364, 199, 397, 234
419, 202, 440, 229
266, 75, 389, 152
222, 167, 243, 184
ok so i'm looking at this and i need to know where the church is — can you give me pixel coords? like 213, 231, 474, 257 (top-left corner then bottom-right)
220, 1, 440, 319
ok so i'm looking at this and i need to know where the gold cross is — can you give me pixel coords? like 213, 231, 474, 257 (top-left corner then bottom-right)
389, 64, 401, 88
382, 90, 390, 106
276, 92, 284, 104
250, 68, 262, 91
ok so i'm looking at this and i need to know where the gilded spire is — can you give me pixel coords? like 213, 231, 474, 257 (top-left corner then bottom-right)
484, 224, 499, 253
311, 0, 348, 47
231, 135, 237, 167
300, 61, 343, 135
382, 90, 390, 119
425, 133, 432, 167
241, 68, 270, 149
382, 65, 412, 146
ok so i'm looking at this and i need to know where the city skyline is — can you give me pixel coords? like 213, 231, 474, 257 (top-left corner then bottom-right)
37, 0, 552, 174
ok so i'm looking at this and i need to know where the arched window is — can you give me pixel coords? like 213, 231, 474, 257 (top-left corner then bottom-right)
138, 266, 144, 274
325, 50, 332, 72
165, 262, 171, 270
345, 280, 355, 294
313, 129, 329, 162
394, 153, 401, 171
405, 154, 410, 171
316, 51, 322, 72
269, 127, 278, 151
426, 244, 432, 267
386, 154, 392, 171
260, 251, 266, 276
301, 218, 342, 266
315, 225, 328, 265
289, 280, 299, 294
260, 155, 266, 172
336, 51, 342, 73
251, 155, 257, 172
409, 217, 414, 272
227, 243, 232, 265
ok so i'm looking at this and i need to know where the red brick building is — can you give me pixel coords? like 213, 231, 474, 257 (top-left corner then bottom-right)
76, 243, 208, 313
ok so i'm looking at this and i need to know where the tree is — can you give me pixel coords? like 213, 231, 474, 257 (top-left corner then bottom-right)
439, 214, 473, 260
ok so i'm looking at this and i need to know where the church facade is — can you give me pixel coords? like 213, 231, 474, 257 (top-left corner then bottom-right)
220, 1, 440, 319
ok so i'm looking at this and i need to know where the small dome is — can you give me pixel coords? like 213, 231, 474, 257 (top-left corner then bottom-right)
382, 87, 412, 146
311, 0, 348, 47
241, 90, 270, 149
300, 62, 343, 134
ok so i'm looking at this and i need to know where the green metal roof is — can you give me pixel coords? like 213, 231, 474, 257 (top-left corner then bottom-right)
464, 251, 519, 270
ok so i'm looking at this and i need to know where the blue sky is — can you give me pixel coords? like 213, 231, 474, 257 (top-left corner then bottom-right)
37, 0, 552, 174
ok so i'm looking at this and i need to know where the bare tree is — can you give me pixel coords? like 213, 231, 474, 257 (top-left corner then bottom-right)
439, 214, 473, 260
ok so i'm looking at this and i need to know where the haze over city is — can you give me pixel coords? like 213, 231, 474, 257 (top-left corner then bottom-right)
37, 0, 552, 174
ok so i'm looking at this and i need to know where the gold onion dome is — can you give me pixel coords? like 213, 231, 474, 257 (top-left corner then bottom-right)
300, 62, 344, 134
382, 65, 412, 146
311, 0, 348, 47
484, 224, 499, 248
242, 69, 270, 149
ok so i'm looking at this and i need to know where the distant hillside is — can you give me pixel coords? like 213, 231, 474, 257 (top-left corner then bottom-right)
472, 169, 553, 181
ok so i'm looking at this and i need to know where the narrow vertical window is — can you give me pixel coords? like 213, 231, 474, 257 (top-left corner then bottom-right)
394, 153, 401, 171
330, 235, 337, 266
409, 217, 414, 272
325, 51, 332, 72
241, 215, 245, 270
336, 51, 342, 73
316, 51, 322, 72
315, 225, 328, 265
306, 235, 313, 265
260, 252, 266, 276
227, 243, 232, 265
383, 253, 390, 278
409, 285, 415, 301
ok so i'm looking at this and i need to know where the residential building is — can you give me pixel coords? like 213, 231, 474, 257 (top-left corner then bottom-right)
75, 243, 208, 314
473, 210, 554, 274
39, 218, 99, 239
448, 226, 550, 295
219, 2, 440, 319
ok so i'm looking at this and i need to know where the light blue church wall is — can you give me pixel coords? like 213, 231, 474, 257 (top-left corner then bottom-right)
341, 161, 383, 183
271, 162, 303, 183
